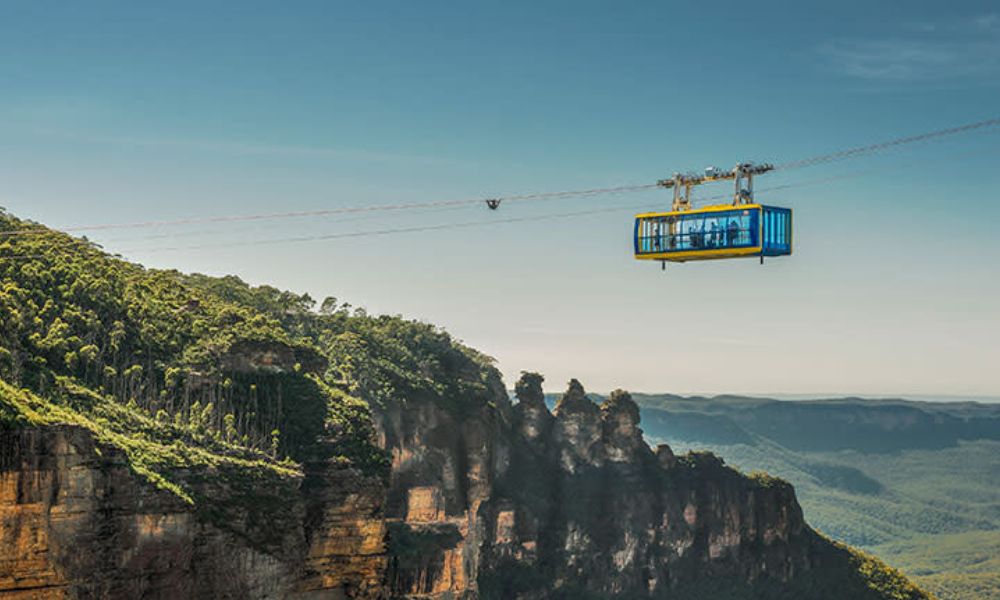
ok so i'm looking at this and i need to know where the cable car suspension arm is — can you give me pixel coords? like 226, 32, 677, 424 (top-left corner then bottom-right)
657, 163, 774, 211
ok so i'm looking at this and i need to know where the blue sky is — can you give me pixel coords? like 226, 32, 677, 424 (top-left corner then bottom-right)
1, 1, 998, 396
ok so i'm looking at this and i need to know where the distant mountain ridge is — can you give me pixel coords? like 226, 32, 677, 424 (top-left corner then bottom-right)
573, 392, 1000, 600
542, 393, 1000, 453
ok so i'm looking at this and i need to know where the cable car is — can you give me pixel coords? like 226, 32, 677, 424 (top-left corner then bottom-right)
634, 163, 791, 266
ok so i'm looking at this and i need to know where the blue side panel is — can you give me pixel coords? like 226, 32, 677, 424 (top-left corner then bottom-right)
761, 206, 792, 256
633, 217, 640, 255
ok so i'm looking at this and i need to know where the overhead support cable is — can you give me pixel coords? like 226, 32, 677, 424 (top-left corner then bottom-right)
0, 115, 997, 259
774, 116, 1000, 171
17, 170, 883, 257
0, 183, 658, 239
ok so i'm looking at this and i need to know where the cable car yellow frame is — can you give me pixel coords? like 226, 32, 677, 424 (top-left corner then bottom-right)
634, 203, 792, 262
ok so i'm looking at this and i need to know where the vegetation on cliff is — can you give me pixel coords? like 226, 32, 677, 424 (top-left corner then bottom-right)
0, 210, 496, 502
0, 377, 298, 504
813, 535, 932, 600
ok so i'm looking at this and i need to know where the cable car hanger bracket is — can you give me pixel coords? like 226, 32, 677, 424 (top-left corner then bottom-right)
657, 162, 774, 212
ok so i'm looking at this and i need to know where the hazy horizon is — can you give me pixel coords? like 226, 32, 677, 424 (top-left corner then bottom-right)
532, 388, 1000, 404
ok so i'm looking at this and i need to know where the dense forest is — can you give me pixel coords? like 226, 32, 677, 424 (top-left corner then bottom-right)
0, 209, 498, 504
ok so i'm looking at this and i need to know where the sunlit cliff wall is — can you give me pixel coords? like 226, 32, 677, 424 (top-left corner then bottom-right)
0, 425, 385, 599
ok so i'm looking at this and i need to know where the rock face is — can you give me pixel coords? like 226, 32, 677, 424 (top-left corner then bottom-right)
1, 375, 924, 599
0, 425, 385, 599
374, 375, 831, 599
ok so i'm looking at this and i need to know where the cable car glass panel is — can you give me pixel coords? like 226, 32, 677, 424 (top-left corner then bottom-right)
761, 206, 792, 256
634, 206, 761, 261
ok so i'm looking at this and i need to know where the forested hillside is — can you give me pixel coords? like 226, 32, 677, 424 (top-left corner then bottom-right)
0, 210, 496, 504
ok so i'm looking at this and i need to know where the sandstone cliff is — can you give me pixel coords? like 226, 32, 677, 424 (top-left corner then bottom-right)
375, 374, 927, 600
0, 425, 386, 599
1, 373, 929, 599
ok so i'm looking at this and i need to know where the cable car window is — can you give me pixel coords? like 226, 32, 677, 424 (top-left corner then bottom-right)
634, 206, 786, 260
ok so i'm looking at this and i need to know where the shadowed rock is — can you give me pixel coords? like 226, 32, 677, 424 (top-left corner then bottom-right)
514, 371, 546, 409
554, 378, 599, 416
656, 443, 677, 469
601, 389, 649, 463
514, 371, 553, 444
553, 379, 604, 471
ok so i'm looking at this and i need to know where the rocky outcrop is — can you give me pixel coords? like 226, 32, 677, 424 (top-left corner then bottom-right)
1, 374, 927, 599
0, 425, 386, 599
373, 371, 511, 598
219, 340, 327, 375
374, 374, 925, 600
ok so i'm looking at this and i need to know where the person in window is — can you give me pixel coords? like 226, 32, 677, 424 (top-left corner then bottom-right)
708, 221, 719, 248
689, 223, 703, 249
727, 219, 739, 246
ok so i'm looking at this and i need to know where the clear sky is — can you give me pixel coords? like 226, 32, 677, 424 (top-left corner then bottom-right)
1, 1, 998, 396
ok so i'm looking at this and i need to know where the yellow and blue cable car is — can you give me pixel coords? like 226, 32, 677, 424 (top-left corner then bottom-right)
634, 163, 791, 265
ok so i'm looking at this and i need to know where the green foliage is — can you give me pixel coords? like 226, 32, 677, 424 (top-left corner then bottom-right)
913, 573, 999, 600
675, 449, 726, 470
830, 537, 932, 600
871, 530, 1000, 600
0, 211, 497, 500
0, 213, 314, 453
322, 315, 498, 416
322, 381, 391, 478
0, 389, 31, 428
178, 265, 500, 419
0, 377, 297, 504
747, 469, 787, 488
